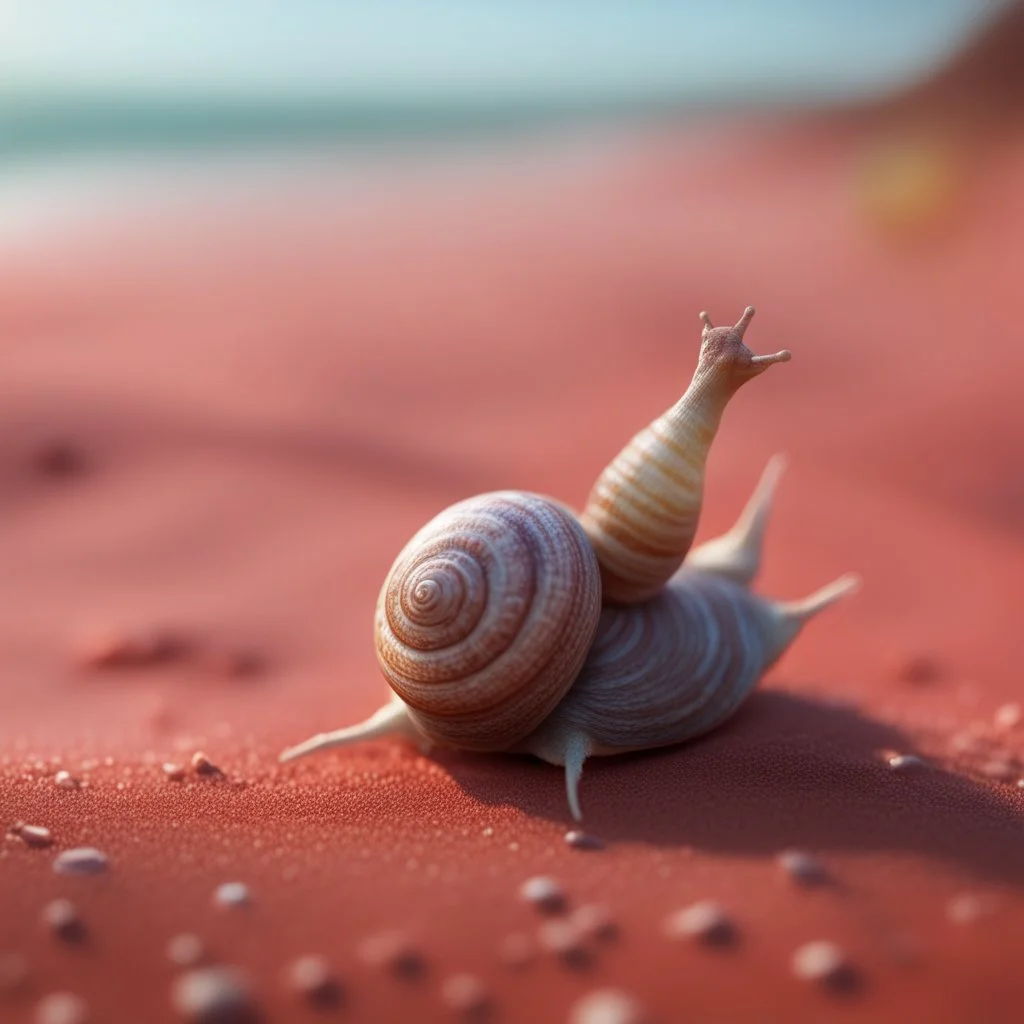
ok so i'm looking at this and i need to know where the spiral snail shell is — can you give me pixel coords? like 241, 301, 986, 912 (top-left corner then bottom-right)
280, 307, 858, 821
374, 491, 602, 751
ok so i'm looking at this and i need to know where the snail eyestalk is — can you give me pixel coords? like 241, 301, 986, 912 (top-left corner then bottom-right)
734, 305, 756, 335
750, 349, 792, 370
581, 305, 791, 604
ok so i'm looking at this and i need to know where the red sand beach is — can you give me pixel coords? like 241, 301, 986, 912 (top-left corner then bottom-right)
2, 14, 1024, 1023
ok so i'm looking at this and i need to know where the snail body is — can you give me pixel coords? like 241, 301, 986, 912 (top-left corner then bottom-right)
518, 456, 857, 818
280, 308, 858, 822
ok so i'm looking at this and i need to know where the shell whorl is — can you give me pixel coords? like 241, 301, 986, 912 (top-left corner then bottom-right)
374, 491, 602, 752
534, 570, 774, 755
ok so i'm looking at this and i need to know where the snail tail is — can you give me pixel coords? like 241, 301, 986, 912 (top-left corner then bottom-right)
278, 697, 418, 762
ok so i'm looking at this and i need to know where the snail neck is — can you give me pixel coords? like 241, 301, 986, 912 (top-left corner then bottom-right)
667, 370, 736, 435
580, 306, 790, 605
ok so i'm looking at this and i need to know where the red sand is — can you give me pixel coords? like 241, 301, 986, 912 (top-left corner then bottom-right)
3, 26, 1024, 1024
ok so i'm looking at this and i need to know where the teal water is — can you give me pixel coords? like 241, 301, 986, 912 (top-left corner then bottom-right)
0, 1, 998, 158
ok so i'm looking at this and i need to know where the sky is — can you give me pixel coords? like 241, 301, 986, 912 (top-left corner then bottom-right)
0, 1, 1003, 106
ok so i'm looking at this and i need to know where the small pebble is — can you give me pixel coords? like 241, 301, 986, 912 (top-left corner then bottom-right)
75, 625, 186, 670
167, 934, 206, 967
950, 730, 985, 753
171, 966, 258, 1024
286, 955, 341, 1007
53, 771, 81, 790
163, 763, 187, 782
980, 758, 1016, 782
192, 753, 225, 779
519, 876, 566, 913
35, 992, 89, 1024
52, 847, 108, 877
41, 900, 85, 942
205, 649, 265, 680
537, 919, 590, 968
564, 830, 605, 851
570, 988, 646, 1024
777, 849, 829, 886
497, 932, 535, 970
357, 931, 424, 978
946, 893, 990, 924
791, 941, 857, 990
570, 904, 618, 942
34, 441, 87, 479
662, 901, 735, 947
10, 823, 54, 848
0, 952, 28, 991
994, 702, 1021, 730
887, 754, 925, 771
893, 654, 941, 685
440, 973, 490, 1018
213, 882, 251, 909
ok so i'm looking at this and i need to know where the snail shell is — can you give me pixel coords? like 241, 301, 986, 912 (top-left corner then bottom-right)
375, 491, 602, 750
285, 491, 602, 757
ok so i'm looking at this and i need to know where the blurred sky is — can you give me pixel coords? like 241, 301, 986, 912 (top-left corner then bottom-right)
0, 1, 1001, 107
0, 0, 1006, 228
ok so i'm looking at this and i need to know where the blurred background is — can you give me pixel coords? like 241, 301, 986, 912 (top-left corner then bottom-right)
0, 1, 1009, 231
1, 0, 1020, 745
3, 5, 1024, 1023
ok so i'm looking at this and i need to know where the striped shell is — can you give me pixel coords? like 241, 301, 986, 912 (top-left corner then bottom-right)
535, 568, 780, 755
580, 307, 791, 605
374, 491, 602, 751
580, 406, 710, 606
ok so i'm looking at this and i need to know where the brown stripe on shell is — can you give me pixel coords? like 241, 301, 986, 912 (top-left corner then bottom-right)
375, 492, 602, 751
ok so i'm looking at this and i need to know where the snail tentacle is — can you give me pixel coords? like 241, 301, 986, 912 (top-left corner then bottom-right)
581, 307, 791, 604
758, 573, 861, 667
562, 730, 591, 823
684, 454, 786, 585
279, 697, 428, 763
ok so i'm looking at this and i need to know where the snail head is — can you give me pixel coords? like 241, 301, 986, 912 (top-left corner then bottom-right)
697, 307, 791, 389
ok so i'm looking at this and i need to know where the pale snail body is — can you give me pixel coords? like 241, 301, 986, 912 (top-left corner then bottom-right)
517, 457, 857, 819
280, 307, 858, 821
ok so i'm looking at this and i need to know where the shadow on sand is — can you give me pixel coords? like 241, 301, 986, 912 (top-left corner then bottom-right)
437, 689, 1024, 886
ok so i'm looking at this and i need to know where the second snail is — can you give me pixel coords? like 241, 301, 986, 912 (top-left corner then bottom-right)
281, 307, 858, 821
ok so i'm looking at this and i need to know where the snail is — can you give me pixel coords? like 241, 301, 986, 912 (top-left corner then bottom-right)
280, 307, 858, 820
